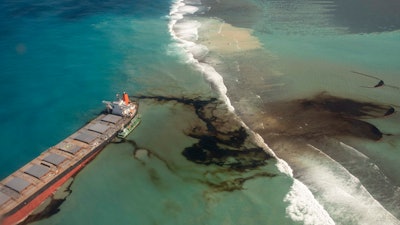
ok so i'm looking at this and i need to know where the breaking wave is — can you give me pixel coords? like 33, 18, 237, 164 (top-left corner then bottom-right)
167, 0, 336, 224
168, 0, 234, 112
303, 144, 400, 225
253, 134, 335, 225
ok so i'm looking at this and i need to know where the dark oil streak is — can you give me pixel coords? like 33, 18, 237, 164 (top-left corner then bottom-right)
20, 179, 74, 225
202, 172, 276, 193
259, 92, 394, 143
351, 71, 400, 89
132, 95, 276, 192
182, 136, 271, 172
133, 95, 273, 167
114, 138, 177, 174
132, 95, 220, 133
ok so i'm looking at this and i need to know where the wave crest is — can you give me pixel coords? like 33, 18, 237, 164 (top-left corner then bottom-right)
168, 1, 337, 224
168, 0, 234, 111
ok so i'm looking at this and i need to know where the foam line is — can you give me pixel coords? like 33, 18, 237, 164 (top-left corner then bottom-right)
306, 144, 400, 225
251, 133, 335, 225
339, 142, 370, 160
338, 141, 400, 218
168, 1, 337, 224
168, 0, 234, 112
285, 180, 336, 225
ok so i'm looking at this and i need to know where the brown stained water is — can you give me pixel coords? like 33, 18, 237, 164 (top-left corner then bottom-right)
219, 52, 400, 223
185, 0, 400, 223
209, 47, 400, 223
20, 179, 74, 225
31, 99, 294, 225
18, 0, 400, 224
252, 92, 392, 142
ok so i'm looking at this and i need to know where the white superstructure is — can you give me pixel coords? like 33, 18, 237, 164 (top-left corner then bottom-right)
102, 92, 137, 117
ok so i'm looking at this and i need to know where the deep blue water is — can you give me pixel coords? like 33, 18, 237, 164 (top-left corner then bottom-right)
1, 0, 400, 224
0, 0, 171, 179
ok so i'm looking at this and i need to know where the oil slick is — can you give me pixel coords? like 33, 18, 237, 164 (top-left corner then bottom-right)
254, 92, 394, 142
132, 95, 277, 193
249, 92, 400, 224
19, 178, 74, 225
351, 71, 400, 89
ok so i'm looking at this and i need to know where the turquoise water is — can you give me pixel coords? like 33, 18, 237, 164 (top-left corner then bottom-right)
1, 0, 400, 224
32, 102, 295, 225
193, 0, 400, 224
170, 0, 400, 224
0, 0, 170, 178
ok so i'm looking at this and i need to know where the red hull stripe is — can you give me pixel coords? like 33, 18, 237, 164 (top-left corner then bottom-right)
2, 150, 100, 225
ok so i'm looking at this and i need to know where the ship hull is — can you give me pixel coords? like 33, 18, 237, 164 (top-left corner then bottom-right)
117, 114, 141, 138
1, 96, 139, 225
1, 132, 115, 225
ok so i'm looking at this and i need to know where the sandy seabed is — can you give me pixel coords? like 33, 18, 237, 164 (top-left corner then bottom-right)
198, 19, 262, 53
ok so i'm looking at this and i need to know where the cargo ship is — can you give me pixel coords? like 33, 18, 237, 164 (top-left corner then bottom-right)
118, 114, 141, 139
0, 92, 139, 225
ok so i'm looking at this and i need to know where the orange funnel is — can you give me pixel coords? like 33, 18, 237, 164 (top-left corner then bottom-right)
122, 92, 130, 104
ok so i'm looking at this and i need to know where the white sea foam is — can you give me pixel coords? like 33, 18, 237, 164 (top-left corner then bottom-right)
168, 0, 234, 111
197, 62, 233, 109
177, 5, 199, 15
252, 133, 336, 225
276, 160, 336, 225
260, 135, 400, 225
338, 141, 400, 218
169, 1, 338, 224
184, 0, 202, 5
187, 44, 209, 60
285, 180, 336, 225
339, 141, 370, 160
173, 20, 201, 41
305, 144, 400, 225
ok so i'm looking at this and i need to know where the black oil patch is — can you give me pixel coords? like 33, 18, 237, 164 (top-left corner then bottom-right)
182, 136, 271, 172
134, 95, 274, 171
147, 168, 162, 187
257, 92, 393, 141
20, 179, 74, 225
133, 95, 277, 192
17, 94, 276, 225
300, 93, 393, 118
202, 172, 276, 192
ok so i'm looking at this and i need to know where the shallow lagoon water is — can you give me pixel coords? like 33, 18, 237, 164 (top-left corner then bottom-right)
180, 0, 400, 224
1, 0, 400, 224
32, 101, 295, 225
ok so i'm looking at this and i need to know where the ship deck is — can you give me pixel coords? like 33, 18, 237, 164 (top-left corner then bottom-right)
0, 113, 133, 217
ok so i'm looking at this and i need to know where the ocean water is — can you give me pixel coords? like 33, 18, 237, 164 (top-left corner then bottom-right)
0, 0, 399, 225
